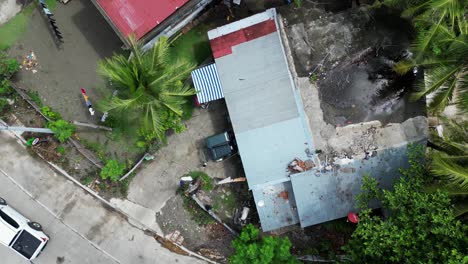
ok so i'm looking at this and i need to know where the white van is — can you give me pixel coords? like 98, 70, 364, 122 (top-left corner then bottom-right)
0, 197, 49, 260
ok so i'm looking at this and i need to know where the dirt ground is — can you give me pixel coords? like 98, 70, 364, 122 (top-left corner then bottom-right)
6, 0, 143, 163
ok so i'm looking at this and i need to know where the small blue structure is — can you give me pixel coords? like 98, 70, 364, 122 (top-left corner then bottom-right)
191, 63, 224, 104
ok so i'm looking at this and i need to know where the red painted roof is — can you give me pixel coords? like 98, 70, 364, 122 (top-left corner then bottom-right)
209, 19, 277, 59
96, 0, 190, 40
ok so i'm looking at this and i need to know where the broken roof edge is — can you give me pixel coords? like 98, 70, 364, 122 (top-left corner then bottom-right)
207, 8, 277, 40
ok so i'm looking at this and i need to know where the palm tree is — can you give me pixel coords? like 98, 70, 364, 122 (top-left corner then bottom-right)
98, 36, 196, 140
383, 0, 467, 114
428, 118, 468, 216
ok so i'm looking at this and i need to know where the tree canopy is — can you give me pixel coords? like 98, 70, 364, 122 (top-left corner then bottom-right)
382, 0, 467, 114
344, 145, 468, 263
98, 37, 196, 141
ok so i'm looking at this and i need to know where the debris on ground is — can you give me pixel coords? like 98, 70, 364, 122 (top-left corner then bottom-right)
217, 177, 246, 185
288, 158, 315, 173
21, 50, 38, 72
198, 248, 226, 261
165, 230, 185, 245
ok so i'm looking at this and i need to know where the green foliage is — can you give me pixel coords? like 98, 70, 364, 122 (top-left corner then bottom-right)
169, 24, 212, 65
27, 90, 43, 107
0, 52, 19, 78
56, 145, 66, 155
188, 171, 213, 191
0, 4, 35, 50
47, 119, 75, 143
382, 0, 468, 113
0, 79, 13, 95
97, 36, 196, 141
427, 119, 468, 216
80, 175, 94, 186
293, 0, 302, 8
100, 159, 125, 182
0, 98, 9, 113
230, 224, 299, 264
343, 145, 468, 263
41, 105, 62, 121
180, 195, 214, 225
309, 72, 318, 83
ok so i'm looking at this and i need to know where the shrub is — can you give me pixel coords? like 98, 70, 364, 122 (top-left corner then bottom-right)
0, 52, 19, 78
189, 171, 213, 191
27, 90, 43, 107
230, 224, 298, 264
100, 159, 125, 182
47, 119, 75, 143
0, 98, 9, 113
56, 145, 66, 155
41, 105, 62, 120
0, 79, 13, 95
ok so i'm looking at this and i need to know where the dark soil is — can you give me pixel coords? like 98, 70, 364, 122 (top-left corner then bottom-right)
280, 4, 425, 127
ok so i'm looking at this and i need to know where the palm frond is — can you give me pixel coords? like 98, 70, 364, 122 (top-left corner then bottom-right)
428, 73, 457, 113
424, 183, 468, 195
411, 65, 461, 101
431, 152, 468, 191
453, 202, 468, 217
151, 37, 169, 70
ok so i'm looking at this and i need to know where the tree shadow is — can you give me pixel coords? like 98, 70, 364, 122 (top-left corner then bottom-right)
71, 0, 122, 59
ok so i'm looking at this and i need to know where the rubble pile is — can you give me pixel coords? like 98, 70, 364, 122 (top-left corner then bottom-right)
288, 158, 315, 174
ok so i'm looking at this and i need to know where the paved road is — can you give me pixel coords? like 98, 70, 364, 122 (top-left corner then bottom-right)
0, 131, 203, 264
0, 170, 118, 264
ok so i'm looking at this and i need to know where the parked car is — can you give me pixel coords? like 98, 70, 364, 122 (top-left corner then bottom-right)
0, 197, 49, 260
205, 131, 237, 161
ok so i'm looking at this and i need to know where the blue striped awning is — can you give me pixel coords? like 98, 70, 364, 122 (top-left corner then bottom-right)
191, 63, 224, 104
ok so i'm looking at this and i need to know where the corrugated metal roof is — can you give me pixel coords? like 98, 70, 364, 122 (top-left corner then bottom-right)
94, 0, 189, 40
290, 145, 413, 227
252, 182, 299, 232
191, 64, 224, 104
209, 9, 314, 231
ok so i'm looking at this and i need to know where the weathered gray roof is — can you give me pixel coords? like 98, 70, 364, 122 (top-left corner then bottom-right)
290, 145, 415, 227
209, 9, 314, 231
208, 8, 426, 232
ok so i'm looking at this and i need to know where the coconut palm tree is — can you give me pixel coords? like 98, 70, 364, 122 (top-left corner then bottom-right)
98, 36, 196, 140
383, 0, 467, 114
427, 118, 468, 216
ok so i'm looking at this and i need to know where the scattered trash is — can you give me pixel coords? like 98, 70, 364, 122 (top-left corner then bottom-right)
288, 158, 314, 173
347, 212, 359, 224
233, 207, 250, 227
21, 50, 38, 71
179, 176, 193, 187
198, 248, 225, 261
165, 230, 184, 245
436, 125, 444, 138
217, 177, 246, 185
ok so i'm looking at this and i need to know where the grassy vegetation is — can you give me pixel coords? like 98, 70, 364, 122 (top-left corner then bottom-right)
26, 90, 43, 107
189, 171, 214, 191
0, 4, 35, 50
181, 195, 215, 225
0, 0, 59, 50
169, 24, 213, 65
43, 0, 58, 10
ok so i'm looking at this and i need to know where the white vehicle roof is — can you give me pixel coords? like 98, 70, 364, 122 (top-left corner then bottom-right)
0, 219, 17, 245
0, 203, 49, 260
0, 205, 21, 245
